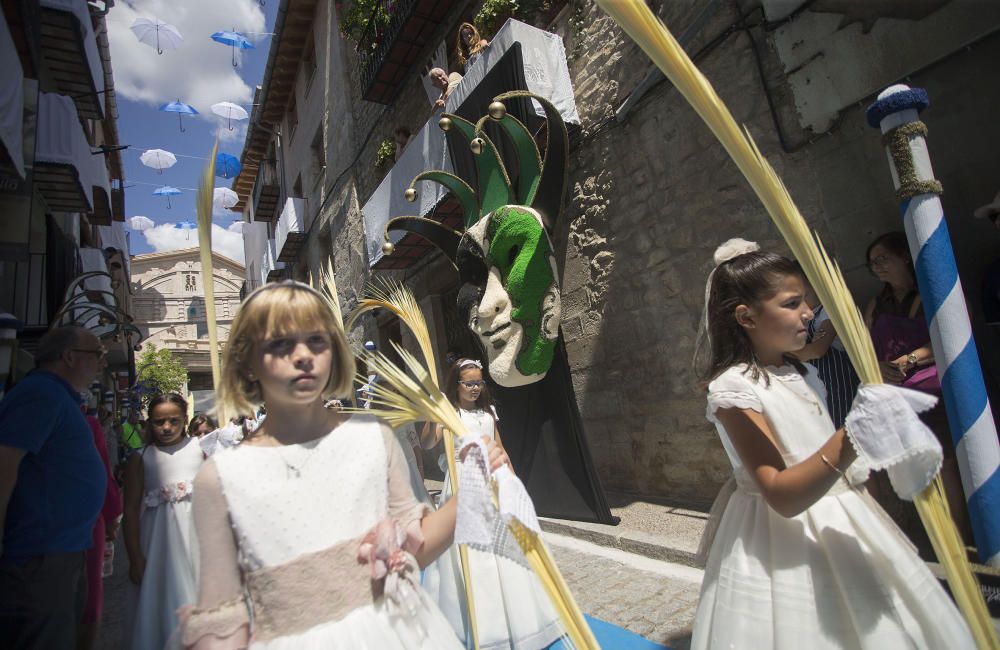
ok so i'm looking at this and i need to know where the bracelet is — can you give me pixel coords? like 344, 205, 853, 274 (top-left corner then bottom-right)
820, 454, 847, 481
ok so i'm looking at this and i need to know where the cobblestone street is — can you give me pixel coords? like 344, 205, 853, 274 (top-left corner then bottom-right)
97, 530, 702, 649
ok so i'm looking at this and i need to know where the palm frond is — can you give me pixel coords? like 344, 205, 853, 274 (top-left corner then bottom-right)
195, 139, 221, 389
594, 2, 996, 646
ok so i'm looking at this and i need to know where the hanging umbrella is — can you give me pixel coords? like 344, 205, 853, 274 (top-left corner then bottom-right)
139, 148, 177, 174
174, 221, 196, 240
159, 100, 198, 132
227, 221, 247, 234
153, 186, 182, 209
213, 187, 239, 210
211, 29, 255, 67
130, 17, 183, 55
215, 153, 241, 179
210, 101, 249, 131
127, 215, 155, 231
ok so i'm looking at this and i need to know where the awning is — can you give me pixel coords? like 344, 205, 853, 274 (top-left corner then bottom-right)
361, 19, 581, 270
35, 92, 111, 213
0, 16, 25, 178
275, 197, 306, 263
40, 0, 105, 120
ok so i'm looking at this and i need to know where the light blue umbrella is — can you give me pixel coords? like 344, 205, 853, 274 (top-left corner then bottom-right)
159, 100, 198, 132
153, 185, 182, 209
174, 221, 196, 240
211, 29, 255, 67
215, 153, 241, 179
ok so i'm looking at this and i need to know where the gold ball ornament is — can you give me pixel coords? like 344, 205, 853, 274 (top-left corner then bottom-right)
470, 138, 485, 155
488, 101, 507, 120
438, 116, 452, 131
382, 241, 395, 256
404, 188, 417, 202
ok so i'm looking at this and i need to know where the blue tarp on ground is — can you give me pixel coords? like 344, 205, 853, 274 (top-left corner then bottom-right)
548, 615, 670, 650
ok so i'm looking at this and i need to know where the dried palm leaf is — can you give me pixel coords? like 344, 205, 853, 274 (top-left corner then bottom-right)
195, 139, 222, 389
594, 2, 996, 646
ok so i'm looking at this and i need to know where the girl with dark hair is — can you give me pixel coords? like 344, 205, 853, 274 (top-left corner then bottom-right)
690, 241, 972, 649
187, 413, 218, 438
424, 358, 562, 650
122, 393, 203, 649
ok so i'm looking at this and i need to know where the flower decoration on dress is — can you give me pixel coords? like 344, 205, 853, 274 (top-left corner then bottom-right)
144, 480, 194, 507
357, 518, 421, 620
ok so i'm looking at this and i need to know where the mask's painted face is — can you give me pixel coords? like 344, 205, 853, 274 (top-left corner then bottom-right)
457, 206, 560, 387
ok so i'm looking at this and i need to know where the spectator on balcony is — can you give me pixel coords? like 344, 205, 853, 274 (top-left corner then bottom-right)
455, 22, 489, 72
394, 127, 413, 162
0, 326, 108, 649
430, 67, 462, 111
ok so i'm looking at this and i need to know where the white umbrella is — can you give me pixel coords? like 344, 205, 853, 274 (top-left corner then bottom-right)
227, 221, 247, 234
139, 149, 177, 175
130, 17, 183, 55
128, 216, 155, 231
213, 187, 239, 210
210, 101, 249, 130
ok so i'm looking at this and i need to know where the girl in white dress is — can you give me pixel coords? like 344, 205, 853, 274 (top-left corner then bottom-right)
691, 246, 973, 649
122, 392, 203, 649
422, 358, 562, 650
180, 282, 511, 649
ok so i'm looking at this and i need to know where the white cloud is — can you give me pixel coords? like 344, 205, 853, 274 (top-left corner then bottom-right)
143, 222, 246, 265
107, 0, 265, 116
128, 215, 155, 230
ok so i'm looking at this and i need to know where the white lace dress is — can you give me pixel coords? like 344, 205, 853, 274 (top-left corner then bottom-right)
691, 364, 974, 649
124, 437, 203, 650
181, 414, 462, 649
425, 408, 562, 650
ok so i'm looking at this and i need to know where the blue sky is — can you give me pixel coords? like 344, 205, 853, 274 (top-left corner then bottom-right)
107, 0, 281, 264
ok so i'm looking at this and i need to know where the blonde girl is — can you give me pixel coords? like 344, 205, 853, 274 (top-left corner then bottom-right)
180, 282, 509, 649
690, 246, 972, 649
122, 393, 203, 649
454, 22, 489, 71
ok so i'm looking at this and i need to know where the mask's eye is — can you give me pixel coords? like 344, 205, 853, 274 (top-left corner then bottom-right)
507, 244, 520, 266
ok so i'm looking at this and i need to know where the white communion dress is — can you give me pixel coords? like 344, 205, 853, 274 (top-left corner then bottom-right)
181, 414, 462, 649
425, 407, 563, 650
691, 363, 974, 650
124, 436, 203, 650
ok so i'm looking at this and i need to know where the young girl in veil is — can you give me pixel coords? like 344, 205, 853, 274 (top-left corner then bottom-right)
181, 282, 509, 649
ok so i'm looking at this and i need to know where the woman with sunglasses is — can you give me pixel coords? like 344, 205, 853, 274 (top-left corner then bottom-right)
423, 358, 562, 650
863, 231, 970, 544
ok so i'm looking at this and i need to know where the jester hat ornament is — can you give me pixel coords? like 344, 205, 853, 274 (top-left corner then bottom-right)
382, 91, 569, 387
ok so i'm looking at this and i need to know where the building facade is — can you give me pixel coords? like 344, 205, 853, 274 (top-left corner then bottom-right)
131, 248, 244, 405
233, 0, 1000, 505
0, 0, 134, 406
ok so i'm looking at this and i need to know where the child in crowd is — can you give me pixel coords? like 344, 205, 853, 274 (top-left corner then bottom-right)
122, 393, 203, 649
423, 357, 562, 650
180, 282, 509, 648
187, 413, 218, 438
690, 245, 972, 649
792, 266, 860, 428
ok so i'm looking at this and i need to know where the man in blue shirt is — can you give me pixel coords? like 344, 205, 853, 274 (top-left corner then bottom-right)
0, 326, 108, 649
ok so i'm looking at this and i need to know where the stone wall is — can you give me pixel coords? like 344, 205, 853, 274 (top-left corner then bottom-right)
291, 0, 1000, 506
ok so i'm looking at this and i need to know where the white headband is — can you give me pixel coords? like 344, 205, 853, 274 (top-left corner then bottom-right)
458, 359, 483, 370
692, 238, 760, 365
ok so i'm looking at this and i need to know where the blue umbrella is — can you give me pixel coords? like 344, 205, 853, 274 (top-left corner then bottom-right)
215, 153, 241, 179
159, 100, 198, 132
153, 185, 182, 209
174, 221, 196, 240
211, 29, 255, 67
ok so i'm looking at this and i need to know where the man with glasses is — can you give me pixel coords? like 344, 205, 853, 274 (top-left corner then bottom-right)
0, 326, 108, 648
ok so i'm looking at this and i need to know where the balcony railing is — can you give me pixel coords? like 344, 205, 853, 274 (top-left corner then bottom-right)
357, 0, 459, 104
251, 159, 281, 221
275, 197, 306, 263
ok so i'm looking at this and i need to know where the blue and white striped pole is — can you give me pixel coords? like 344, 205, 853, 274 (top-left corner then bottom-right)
867, 84, 1000, 567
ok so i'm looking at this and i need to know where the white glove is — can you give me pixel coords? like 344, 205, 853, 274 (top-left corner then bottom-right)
844, 384, 942, 500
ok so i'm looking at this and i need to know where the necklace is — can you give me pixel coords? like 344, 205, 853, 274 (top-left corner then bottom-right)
768, 369, 824, 415
275, 442, 319, 479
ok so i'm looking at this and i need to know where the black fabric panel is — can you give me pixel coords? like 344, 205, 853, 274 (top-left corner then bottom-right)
492, 338, 618, 524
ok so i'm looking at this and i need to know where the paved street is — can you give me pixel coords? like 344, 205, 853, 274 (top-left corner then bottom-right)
97, 530, 701, 649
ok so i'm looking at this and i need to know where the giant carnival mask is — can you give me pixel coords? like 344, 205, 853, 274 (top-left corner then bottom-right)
382, 92, 568, 387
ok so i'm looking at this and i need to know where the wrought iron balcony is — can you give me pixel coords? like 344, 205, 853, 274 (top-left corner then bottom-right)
357, 0, 459, 104
251, 159, 281, 221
